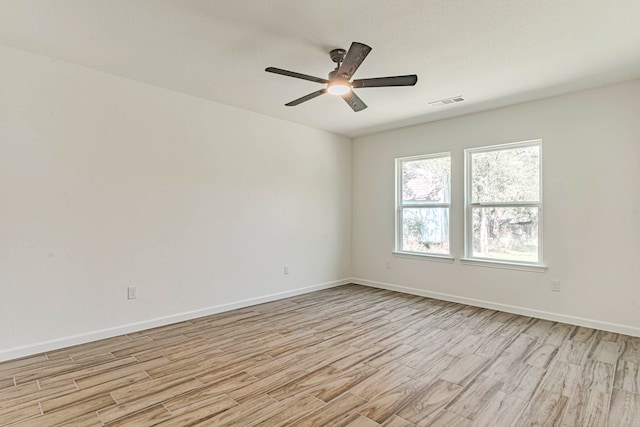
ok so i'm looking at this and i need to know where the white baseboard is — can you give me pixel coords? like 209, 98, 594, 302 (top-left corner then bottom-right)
350, 277, 640, 338
0, 279, 349, 363
5, 276, 637, 363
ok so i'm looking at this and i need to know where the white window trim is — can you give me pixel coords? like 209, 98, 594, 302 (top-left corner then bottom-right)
395, 152, 452, 257
392, 251, 455, 263
460, 258, 547, 272
464, 140, 545, 268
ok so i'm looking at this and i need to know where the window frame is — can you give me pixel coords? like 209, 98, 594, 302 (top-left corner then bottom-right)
395, 152, 452, 258
463, 139, 543, 267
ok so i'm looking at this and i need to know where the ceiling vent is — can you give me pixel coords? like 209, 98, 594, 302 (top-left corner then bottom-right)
429, 96, 465, 107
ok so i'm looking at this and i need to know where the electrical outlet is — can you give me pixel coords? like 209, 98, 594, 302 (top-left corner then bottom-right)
283, 265, 290, 275
386, 260, 392, 269
551, 280, 560, 292
127, 286, 138, 300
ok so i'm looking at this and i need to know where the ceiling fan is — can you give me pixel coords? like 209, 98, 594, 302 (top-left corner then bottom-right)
265, 42, 418, 112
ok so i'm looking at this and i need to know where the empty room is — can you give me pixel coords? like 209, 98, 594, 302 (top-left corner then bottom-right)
1, 1, 639, 426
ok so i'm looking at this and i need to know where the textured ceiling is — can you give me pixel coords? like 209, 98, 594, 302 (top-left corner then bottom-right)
1, 0, 640, 137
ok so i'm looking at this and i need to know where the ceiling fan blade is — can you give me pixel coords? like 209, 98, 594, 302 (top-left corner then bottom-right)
265, 67, 328, 84
352, 75, 418, 88
342, 91, 367, 112
285, 89, 327, 106
337, 42, 372, 80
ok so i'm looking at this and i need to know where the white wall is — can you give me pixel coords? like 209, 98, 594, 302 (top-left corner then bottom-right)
352, 79, 640, 335
0, 45, 352, 360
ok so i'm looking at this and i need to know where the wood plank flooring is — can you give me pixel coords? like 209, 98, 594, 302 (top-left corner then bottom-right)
0, 284, 639, 426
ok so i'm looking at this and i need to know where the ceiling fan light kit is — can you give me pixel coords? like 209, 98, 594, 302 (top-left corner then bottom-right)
266, 42, 418, 112
327, 80, 351, 96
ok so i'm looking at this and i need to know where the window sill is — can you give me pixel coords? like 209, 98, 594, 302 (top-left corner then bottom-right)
460, 258, 547, 273
392, 251, 455, 263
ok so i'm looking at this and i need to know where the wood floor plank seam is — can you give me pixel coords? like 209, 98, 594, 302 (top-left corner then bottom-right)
606, 356, 621, 423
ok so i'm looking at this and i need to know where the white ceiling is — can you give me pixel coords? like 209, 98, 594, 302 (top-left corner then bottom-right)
1, 1, 640, 138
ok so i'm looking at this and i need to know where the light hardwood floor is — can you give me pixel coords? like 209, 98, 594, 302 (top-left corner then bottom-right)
1, 284, 639, 426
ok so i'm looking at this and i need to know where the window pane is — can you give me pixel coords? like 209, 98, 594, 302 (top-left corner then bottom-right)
402, 208, 449, 254
471, 207, 539, 263
402, 156, 450, 204
471, 145, 540, 203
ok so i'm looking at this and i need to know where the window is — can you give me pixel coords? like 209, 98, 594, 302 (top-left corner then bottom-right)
396, 153, 451, 256
465, 140, 542, 265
